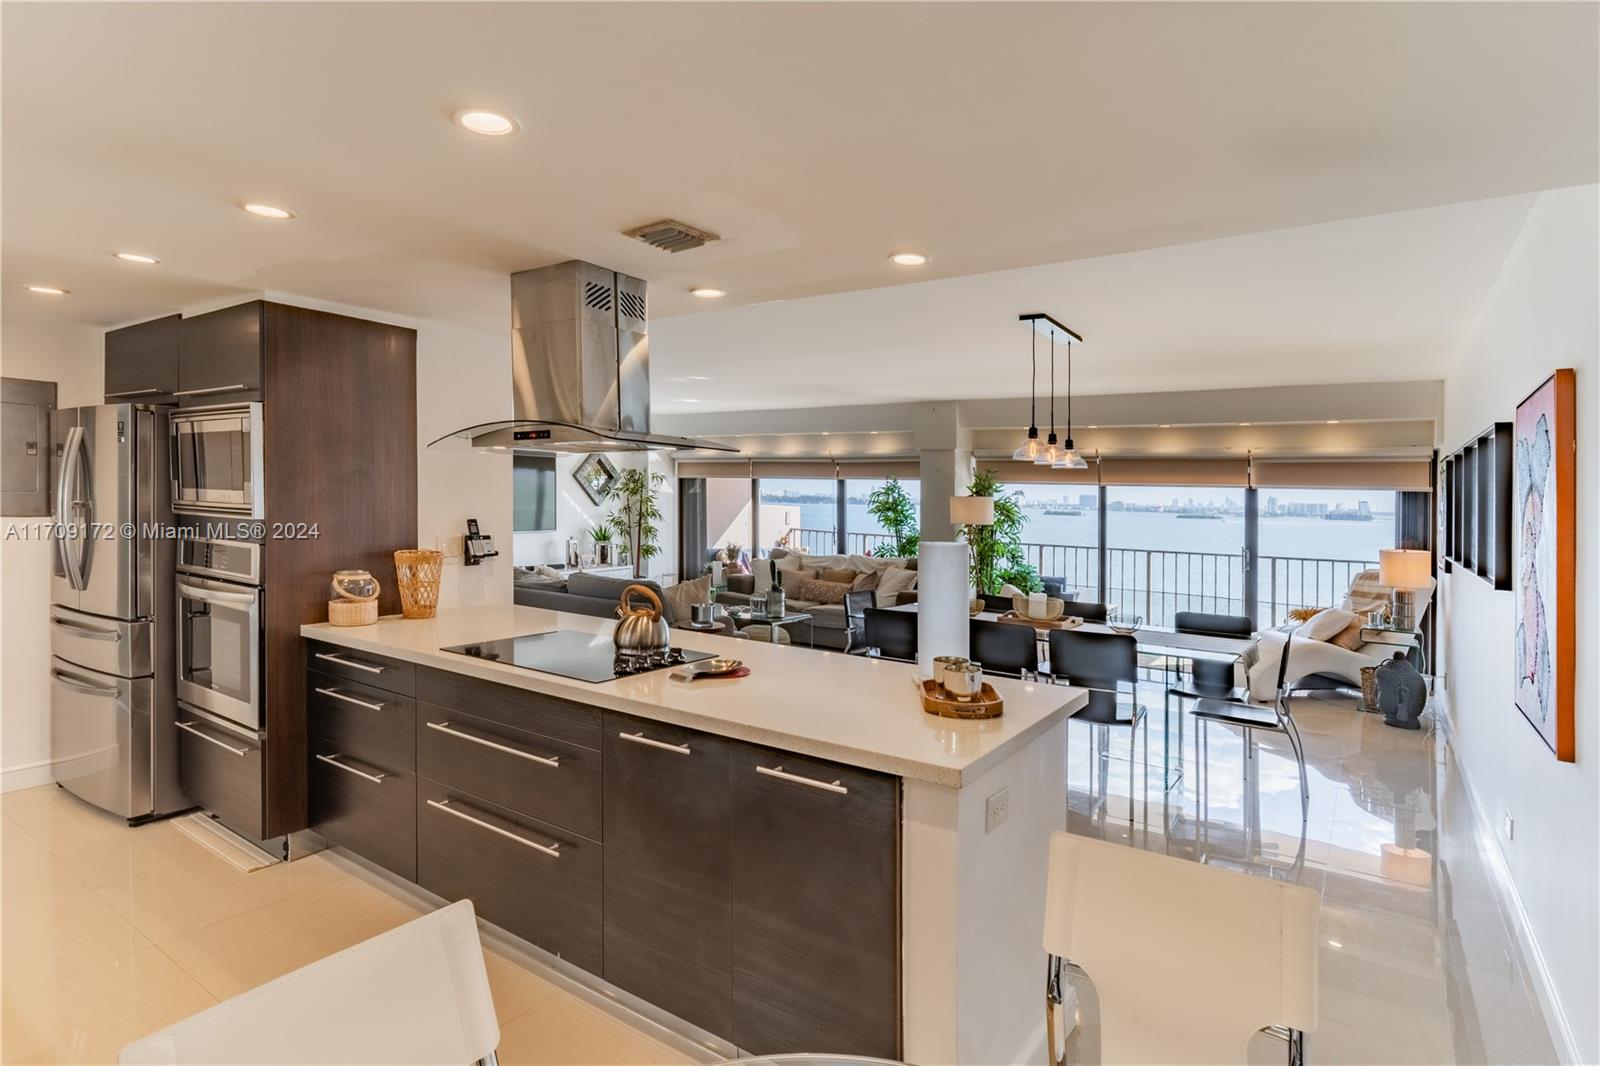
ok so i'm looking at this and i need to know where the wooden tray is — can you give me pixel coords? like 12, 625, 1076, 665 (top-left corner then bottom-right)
994, 611, 1083, 632
920, 679, 1004, 719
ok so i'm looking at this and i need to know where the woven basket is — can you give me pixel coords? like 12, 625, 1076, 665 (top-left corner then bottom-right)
327, 598, 378, 627
394, 549, 444, 619
1360, 665, 1380, 712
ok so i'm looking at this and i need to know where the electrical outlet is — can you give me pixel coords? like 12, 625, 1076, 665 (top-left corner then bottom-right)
435, 535, 465, 560
1503, 810, 1515, 842
985, 787, 1010, 833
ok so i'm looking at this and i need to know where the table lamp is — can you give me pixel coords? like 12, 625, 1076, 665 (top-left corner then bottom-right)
1378, 549, 1431, 630
949, 495, 995, 527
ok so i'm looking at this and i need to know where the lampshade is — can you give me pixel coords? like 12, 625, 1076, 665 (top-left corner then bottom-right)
1378, 548, 1431, 589
950, 495, 995, 526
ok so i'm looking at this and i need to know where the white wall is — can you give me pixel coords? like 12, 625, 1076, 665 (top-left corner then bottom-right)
1, 316, 106, 790
1439, 184, 1597, 1064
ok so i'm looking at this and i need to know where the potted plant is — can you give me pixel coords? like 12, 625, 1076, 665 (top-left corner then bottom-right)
866, 475, 920, 559
606, 468, 666, 579
590, 521, 614, 566
960, 469, 1043, 595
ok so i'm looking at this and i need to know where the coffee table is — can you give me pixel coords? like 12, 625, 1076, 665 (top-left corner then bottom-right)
725, 608, 815, 647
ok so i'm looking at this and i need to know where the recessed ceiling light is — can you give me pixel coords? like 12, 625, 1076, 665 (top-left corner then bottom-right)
1326, 419, 1342, 424
1238, 422, 1253, 427
242, 203, 294, 219
26, 285, 68, 295
690, 287, 726, 299
114, 252, 160, 264
1159, 424, 1173, 429
1327, 939, 1343, 949
889, 252, 928, 266
683, 375, 710, 381
455, 109, 519, 136
1086, 425, 1099, 430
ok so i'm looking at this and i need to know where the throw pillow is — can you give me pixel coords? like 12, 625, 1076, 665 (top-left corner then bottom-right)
851, 571, 881, 593
794, 577, 849, 605
1331, 620, 1366, 651
875, 567, 918, 608
1296, 607, 1357, 643
820, 567, 857, 586
998, 582, 1024, 599
661, 575, 712, 624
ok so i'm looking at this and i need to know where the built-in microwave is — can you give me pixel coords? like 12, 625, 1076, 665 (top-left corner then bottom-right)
170, 403, 264, 517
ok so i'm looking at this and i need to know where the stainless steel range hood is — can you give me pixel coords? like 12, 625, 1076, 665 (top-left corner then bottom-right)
429, 260, 736, 455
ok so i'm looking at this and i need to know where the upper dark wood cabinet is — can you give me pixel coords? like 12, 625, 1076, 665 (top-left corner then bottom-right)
730, 743, 901, 1059
178, 301, 263, 404
104, 314, 180, 403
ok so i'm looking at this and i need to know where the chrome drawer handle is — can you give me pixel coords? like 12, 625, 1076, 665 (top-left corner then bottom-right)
313, 652, 385, 674
756, 765, 849, 795
176, 720, 249, 756
315, 753, 386, 783
426, 799, 561, 859
104, 387, 165, 398
172, 383, 250, 397
426, 721, 559, 767
618, 731, 690, 755
314, 686, 385, 712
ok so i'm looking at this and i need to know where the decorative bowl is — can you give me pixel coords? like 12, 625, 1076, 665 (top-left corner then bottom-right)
969, 598, 986, 615
1011, 594, 1065, 621
1107, 613, 1143, 636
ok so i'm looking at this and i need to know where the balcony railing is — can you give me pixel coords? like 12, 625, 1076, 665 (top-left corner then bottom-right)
783, 527, 1374, 627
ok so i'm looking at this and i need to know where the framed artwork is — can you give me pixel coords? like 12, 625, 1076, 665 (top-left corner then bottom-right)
1513, 369, 1576, 761
573, 453, 619, 506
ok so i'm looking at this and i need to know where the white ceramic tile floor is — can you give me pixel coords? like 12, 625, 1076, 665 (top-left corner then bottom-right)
1066, 684, 1561, 1065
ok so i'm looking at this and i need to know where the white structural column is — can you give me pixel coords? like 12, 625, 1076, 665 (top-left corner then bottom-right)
916, 540, 971, 679
901, 715, 1069, 1065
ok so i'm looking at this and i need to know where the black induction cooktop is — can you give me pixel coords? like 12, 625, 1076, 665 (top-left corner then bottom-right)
440, 629, 714, 683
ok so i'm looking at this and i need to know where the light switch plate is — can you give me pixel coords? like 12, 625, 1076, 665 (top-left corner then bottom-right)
985, 787, 1010, 833
436, 535, 465, 560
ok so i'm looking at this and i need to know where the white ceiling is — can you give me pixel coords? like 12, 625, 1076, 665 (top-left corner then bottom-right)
650, 195, 1538, 411
3, 2, 1594, 403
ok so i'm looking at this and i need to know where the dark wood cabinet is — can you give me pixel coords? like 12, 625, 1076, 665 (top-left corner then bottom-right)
416, 668, 601, 752
308, 735, 416, 881
602, 713, 734, 1039
176, 708, 264, 840
730, 743, 901, 1058
306, 642, 415, 697
177, 301, 263, 404
307, 672, 416, 770
417, 781, 603, 973
104, 315, 180, 403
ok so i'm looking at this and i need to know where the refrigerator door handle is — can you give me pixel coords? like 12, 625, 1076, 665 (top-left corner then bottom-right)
55, 426, 88, 590
50, 614, 123, 642
51, 666, 121, 697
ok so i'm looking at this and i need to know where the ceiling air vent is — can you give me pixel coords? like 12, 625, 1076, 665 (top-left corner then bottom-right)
623, 218, 721, 254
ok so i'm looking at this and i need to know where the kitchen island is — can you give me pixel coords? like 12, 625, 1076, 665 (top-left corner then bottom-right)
299, 604, 1086, 1065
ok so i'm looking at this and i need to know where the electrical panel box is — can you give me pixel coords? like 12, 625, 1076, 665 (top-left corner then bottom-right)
1, 377, 56, 516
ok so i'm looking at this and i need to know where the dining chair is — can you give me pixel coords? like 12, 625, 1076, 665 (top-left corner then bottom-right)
1067, 601, 1109, 623
863, 606, 918, 662
1043, 832, 1318, 1065
842, 589, 876, 653
1172, 628, 1309, 809
969, 618, 1041, 678
1048, 629, 1146, 826
1174, 610, 1253, 694
119, 900, 500, 1065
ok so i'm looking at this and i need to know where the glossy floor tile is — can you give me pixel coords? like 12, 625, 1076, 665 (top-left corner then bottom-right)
1066, 685, 1561, 1065
0, 785, 699, 1065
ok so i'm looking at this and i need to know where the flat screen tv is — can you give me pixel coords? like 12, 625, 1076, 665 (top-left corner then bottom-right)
513, 454, 556, 532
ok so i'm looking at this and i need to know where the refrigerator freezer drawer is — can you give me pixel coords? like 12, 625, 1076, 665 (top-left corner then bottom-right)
49, 606, 152, 677
50, 656, 152, 820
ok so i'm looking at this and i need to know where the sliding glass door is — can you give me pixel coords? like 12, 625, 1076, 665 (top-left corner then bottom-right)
1105, 485, 1248, 626
757, 478, 839, 556
1256, 488, 1397, 625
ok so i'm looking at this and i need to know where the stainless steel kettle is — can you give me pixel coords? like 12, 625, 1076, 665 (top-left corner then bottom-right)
614, 583, 671, 654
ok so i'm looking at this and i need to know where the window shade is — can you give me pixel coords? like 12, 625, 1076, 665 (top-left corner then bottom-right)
1250, 460, 1431, 490
1099, 458, 1250, 486
678, 459, 920, 479
977, 460, 1100, 485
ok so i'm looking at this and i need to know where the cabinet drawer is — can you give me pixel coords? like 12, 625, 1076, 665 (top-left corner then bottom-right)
307, 671, 416, 768
730, 744, 900, 1058
602, 713, 733, 1039
309, 737, 415, 881
417, 706, 600, 839
417, 782, 601, 973
177, 706, 264, 840
307, 641, 415, 697
416, 667, 599, 751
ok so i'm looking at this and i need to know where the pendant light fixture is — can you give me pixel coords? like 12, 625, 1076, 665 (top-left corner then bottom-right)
1011, 325, 1042, 461
1016, 313, 1085, 467
1036, 328, 1060, 465
1053, 333, 1088, 469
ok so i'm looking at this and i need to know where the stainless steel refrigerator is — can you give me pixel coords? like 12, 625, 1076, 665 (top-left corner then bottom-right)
50, 403, 184, 822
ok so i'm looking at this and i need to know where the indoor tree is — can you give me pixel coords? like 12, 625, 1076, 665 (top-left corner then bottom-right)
960, 469, 1043, 595
606, 468, 666, 578
865, 476, 919, 558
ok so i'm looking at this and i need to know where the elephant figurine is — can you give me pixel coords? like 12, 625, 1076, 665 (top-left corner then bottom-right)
1376, 657, 1427, 730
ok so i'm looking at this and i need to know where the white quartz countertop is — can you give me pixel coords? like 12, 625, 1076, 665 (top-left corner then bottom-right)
302, 604, 1085, 788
